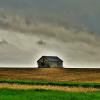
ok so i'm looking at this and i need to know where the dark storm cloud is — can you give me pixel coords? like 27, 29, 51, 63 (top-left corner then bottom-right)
0, 0, 100, 31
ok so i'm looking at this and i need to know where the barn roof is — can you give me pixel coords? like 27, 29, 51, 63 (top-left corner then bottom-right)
37, 56, 63, 62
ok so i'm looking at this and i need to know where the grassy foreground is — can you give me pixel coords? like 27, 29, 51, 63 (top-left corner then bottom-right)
0, 88, 100, 100
0, 79, 100, 88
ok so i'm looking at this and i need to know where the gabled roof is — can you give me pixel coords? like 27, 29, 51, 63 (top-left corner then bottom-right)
37, 56, 63, 62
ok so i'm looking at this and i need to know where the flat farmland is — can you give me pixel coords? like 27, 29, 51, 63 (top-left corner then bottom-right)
0, 68, 100, 82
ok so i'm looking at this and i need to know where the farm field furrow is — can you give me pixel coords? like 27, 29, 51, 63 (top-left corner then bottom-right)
0, 68, 100, 82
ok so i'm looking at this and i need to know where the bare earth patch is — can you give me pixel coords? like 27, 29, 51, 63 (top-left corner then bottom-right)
0, 83, 99, 92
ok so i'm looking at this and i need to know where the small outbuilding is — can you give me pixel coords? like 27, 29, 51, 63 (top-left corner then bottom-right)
37, 56, 63, 68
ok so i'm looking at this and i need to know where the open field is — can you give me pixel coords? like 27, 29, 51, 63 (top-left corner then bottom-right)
0, 88, 100, 100
0, 68, 100, 82
0, 68, 100, 99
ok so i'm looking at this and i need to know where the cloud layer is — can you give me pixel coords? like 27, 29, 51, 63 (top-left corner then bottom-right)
0, 0, 100, 67
0, 21, 100, 67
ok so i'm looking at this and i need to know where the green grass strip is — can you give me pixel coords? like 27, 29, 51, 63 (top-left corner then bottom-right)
0, 79, 100, 88
0, 88, 100, 100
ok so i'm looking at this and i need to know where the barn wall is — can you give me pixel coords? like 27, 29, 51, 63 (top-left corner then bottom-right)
46, 61, 63, 68
38, 62, 50, 68
37, 57, 63, 68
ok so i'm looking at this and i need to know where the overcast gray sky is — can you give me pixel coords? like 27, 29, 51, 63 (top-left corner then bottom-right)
0, 0, 100, 67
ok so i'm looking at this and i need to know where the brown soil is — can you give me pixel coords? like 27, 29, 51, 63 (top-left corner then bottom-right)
0, 83, 98, 92
0, 68, 100, 82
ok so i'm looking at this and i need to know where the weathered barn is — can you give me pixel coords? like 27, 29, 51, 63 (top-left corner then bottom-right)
37, 56, 63, 68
